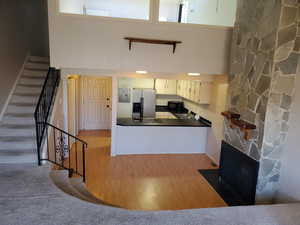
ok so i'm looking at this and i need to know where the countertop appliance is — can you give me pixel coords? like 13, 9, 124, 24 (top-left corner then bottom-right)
132, 89, 156, 119
168, 101, 185, 113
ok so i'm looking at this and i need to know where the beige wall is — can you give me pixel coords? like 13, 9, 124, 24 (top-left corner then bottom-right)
48, 0, 232, 75
0, 0, 49, 114
183, 75, 228, 163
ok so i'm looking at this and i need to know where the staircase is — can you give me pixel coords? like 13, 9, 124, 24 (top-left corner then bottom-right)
50, 170, 107, 205
0, 56, 50, 163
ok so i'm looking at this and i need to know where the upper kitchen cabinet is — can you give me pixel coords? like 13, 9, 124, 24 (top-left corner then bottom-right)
177, 80, 189, 99
155, 79, 177, 95
177, 80, 212, 104
195, 81, 212, 104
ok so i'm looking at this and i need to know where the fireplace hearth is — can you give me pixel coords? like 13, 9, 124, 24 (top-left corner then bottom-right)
199, 141, 260, 206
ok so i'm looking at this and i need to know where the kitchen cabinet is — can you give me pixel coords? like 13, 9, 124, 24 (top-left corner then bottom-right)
190, 81, 197, 102
197, 81, 212, 104
176, 80, 212, 104
181, 80, 188, 98
155, 79, 177, 95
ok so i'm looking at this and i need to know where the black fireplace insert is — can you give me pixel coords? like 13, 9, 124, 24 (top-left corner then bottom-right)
199, 141, 260, 206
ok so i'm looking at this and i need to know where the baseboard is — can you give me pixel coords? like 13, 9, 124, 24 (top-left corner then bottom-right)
0, 52, 31, 122
207, 154, 220, 167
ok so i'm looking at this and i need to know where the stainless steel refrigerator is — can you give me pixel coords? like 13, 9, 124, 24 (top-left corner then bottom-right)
132, 88, 156, 119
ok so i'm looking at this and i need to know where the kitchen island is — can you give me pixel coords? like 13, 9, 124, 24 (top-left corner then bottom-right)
117, 118, 211, 127
114, 117, 211, 155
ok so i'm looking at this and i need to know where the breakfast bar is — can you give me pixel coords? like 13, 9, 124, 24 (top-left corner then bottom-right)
114, 118, 211, 155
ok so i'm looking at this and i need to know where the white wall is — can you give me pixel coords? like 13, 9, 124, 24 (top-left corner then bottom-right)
156, 94, 182, 105
48, 0, 232, 75
275, 61, 300, 203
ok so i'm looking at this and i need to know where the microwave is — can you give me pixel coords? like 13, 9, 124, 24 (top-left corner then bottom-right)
168, 101, 185, 113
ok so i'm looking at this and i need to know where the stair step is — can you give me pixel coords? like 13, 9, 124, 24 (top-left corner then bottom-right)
23, 69, 48, 77
50, 170, 92, 203
0, 150, 36, 164
69, 178, 105, 204
25, 62, 49, 70
15, 85, 42, 94
0, 127, 35, 136
4, 113, 33, 118
0, 141, 36, 150
0, 123, 36, 129
14, 92, 40, 97
19, 77, 45, 85
11, 95, 39, 104
29, 56, 50, 63
2, 115, 35, 125
0, 136, 35, 142
18, 83, 43, 88
6, 105, 35, 114
22, 74, 46, 80
9, 102, 36, 107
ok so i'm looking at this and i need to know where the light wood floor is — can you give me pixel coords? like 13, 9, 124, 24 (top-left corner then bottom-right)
78, 130, 227, 211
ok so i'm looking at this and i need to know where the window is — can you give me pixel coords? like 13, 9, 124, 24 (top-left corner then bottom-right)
59, 0, 150, 20
58, 0, 237, 26
159, 0, 237, 27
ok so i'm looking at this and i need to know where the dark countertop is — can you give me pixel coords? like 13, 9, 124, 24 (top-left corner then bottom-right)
117, 118, 211, 127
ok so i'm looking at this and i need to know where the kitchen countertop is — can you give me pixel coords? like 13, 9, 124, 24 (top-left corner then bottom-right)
117, 118, 211, 127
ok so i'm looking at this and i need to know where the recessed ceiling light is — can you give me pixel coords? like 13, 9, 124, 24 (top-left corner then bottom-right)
136, 70, 147, 74
188, 73, 201, 76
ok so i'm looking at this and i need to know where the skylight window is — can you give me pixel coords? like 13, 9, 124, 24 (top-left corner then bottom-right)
159, 0, 237, 27
59, 0, 150, 20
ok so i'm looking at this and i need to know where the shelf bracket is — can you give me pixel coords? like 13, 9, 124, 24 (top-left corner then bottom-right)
129, 40, 132, 51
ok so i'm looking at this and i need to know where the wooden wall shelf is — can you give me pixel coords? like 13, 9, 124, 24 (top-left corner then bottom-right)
221, 111, 256, 141
124, 37, 182, 53
221, 111, 240, 120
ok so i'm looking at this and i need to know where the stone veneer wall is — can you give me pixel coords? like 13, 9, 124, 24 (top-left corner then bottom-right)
225, 0, 300, 203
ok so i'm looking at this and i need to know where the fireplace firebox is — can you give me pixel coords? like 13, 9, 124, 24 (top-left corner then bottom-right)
199, 141, 260, 206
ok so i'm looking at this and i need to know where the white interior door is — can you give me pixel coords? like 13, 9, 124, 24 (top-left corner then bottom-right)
81, 77, 112, 130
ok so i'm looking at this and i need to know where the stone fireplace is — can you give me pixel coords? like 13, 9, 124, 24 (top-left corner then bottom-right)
225, 0, 300, 203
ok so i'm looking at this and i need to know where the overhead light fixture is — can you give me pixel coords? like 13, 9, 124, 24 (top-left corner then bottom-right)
136, 70, 148, 74
188, 73, 201, 76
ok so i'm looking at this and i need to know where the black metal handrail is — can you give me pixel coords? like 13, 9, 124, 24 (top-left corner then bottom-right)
34, 67, 60, 165
44, 122, 88, 182
34, 67, 87, 182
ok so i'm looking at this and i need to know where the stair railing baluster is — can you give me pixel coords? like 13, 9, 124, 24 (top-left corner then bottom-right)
34, 67, 87, 182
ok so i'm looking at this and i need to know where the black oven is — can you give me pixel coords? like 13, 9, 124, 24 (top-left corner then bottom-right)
168, 101, 185, 113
